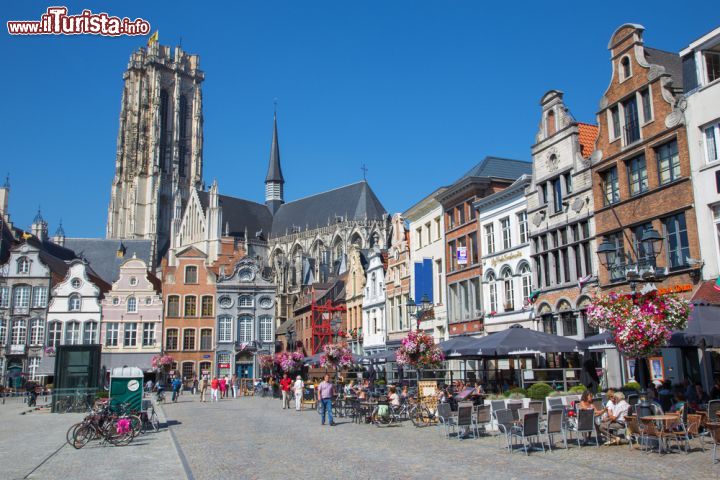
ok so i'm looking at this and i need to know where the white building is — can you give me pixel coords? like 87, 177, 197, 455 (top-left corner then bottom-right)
47, 260, 108, 350
362, 247, 387, 353
474, 175, 534, 333
681, 27, 720, 280
404, 188, 448, 341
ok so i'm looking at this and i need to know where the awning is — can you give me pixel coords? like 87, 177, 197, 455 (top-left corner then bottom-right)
578, 331, 615, 350
670, 305, 720, 348
472, 324, 579, 356
101, 353, 156, 372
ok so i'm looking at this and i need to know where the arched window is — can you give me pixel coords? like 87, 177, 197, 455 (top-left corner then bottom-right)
127, 297, 137, 313
83, 321, 98, 344
48, 321, 62, 347
218, 315, 232, 342
487, 273, 497, 313
166, 295, 180, 317
30, 318, 44, 345
558, 300, 577, 336
520, 264, 532, 303
620, 56, 632, 80
184, 295, 197, 317
13, 285, 31, 311
238, 315, 253, 343
17, 257, 30, 274
11, 319, 26, 345
502, 268, 514, 311
200, 328, 213, 350
178, 95, 188, 177
546, 110, 556, 136
65, 321, 81, 345
184, 265, 198, 284
159, 89, 169, 170
259, 315, 273, 343
68, 294, 81, 312
181, 361, 194, 381
165, 328, 179, 350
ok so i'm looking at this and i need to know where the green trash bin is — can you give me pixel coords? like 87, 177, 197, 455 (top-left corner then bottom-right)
109, 367, 144, 412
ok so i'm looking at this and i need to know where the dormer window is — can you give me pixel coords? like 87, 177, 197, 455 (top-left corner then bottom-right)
68, 294, 81, 312
127, 297, 137, 313
546, 110, 556, 136
17, 257, 30, 274
620, 56, 632, 81
184, 266, 198, 284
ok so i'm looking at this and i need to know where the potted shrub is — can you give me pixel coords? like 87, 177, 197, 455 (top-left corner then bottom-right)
527, 382, 553, 400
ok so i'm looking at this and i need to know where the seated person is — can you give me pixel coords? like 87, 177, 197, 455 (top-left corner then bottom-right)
344, 380, 355, 397
599, 392, 629, 445
400, 385, 409, 399
670, 392, 686, 413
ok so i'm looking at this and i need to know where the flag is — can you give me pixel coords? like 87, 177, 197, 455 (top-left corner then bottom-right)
22, 232, 32, 239
147, 30, 159, 46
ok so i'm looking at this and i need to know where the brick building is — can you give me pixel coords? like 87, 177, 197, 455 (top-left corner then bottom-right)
591, 24, 702, 295
437, 157, 531, 337
385, 214, 411, 347
161, 247, 216, 383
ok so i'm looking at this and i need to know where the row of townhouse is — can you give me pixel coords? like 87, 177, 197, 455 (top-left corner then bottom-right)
343, 24, 720, 391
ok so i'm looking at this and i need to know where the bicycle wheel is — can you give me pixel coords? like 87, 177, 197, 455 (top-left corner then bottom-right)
66, 423, 82, 446
72, 424, 94, 449
149, 410, 160, 432
104, 418, 135, 446
129, 414, 143, 436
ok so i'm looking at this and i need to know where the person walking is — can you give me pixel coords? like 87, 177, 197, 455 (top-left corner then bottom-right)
219, 376, 227, 399
317, 374, 336, 426
280, 373, 292, 409
211, 377, 220, 402
293, 375, 305, 411
171, 376, 182, 403
231, 374, 238, 399
199, 375, 208, 402
192, 376, 198, 395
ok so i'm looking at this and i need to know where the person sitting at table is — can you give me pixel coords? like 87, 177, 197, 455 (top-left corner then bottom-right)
600, 392, 629, 445
601, 389, 615, 421
400, 385, 409, 400
694, 384, 709, 405
344, 380, 355, 397
436, 385, 449, 404
578, 390, 604, 445
670, 392, 686, 413
473, 382, 485, 396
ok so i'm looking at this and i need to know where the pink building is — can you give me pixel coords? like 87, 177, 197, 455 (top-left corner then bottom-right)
100, 256, 163, 377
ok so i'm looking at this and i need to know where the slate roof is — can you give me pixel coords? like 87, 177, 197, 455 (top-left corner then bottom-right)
577, 123, 599, 158
63, 238, 153, 284
196, 191, 273, 239
270, 181, 387, 238
644, 47, 683, 88
457, 156, 532, 183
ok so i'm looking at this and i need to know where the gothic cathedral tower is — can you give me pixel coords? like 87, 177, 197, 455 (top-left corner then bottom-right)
106, 43, 204, 265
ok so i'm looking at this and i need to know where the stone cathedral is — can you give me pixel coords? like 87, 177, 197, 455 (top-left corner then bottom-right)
106, 43, 390, 328
106, 43, 204, 265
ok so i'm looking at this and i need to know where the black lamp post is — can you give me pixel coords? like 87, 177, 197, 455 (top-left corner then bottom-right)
406, 293, 432, 330
596, 227, 664, 293
596, 227, 665, 390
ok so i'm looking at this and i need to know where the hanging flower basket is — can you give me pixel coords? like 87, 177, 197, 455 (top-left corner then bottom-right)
274, 351, 304, 373
151, 354, 174, 370
258, 354, 274, 370
396, 330, 444, 369
586, 291, 692, 357
320, 342, 354, 369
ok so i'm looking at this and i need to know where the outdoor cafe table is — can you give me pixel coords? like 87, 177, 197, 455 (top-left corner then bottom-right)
638, 414, 681, 453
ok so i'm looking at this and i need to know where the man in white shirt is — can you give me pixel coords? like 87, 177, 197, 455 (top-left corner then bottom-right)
600, 391, 629, 444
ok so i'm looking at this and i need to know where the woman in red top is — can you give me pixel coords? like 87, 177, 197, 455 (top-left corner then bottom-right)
219, 377, 227, 398
280, 373, 293, 409
211, 377, 220, 402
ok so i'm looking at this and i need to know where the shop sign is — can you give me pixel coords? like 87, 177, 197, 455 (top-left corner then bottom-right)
457, 246, 467, 265
219, 363, 231, 369
9, 345, 25, 355
202, 355, 211, 359
657, 284, 692, 295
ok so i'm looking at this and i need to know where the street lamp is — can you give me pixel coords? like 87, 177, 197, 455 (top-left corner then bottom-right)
596, 227, 665, 293
330, 313, 342, 342
406, 294, 432, 329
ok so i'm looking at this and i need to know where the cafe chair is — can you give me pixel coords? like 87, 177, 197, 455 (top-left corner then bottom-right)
510, 411, 544, 455
543, 409, 568, 451
495, 409, 515, 451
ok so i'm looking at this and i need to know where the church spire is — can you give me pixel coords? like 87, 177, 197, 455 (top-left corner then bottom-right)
265, 107, 285, 214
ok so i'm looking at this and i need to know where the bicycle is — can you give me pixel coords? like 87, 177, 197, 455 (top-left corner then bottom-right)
372, 402, 401, 427
140, 405, 160, 433
408, 398, 438, 427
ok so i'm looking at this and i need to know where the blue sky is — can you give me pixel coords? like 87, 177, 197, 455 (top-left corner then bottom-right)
1, 2, 716, 237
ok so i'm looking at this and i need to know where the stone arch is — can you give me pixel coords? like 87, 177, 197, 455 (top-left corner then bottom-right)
484, 268, 496, 282
350, 231, 364, 249
576, 295, 592, 310
499, 264, 514, 277
537, 302, 553, 315
556, 298, 573, 312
